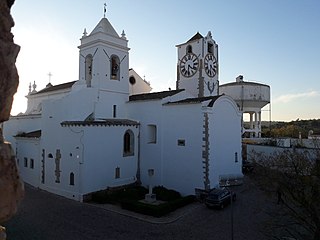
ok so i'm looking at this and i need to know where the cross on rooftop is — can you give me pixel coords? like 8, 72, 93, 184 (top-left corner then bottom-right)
104, 3, 107, 18
48, 72, 52, 83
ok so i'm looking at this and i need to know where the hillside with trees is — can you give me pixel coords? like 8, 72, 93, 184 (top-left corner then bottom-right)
258, 119, 320, 138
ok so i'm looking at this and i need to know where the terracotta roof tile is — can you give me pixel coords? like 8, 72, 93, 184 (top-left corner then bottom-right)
129, 89, 184, 101
165, 95, 222, 107
61, 119, 139, 127
187, 32, 204, 43
15, 130, 41, 138
31, 81, 76, 95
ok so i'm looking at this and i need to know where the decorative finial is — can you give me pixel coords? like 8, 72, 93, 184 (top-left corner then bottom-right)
28, 82, 31, 94
104, 3, 107, 18
32, 81, 37, 93
121, 30, 126, 39
83, 28, 87, 37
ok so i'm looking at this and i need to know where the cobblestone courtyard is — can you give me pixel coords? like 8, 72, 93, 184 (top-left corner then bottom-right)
4, 177, 275, 240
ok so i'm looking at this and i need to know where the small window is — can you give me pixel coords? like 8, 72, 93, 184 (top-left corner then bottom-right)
208, 42, 213, 53
113, 105, 117, 118
115, 167, 120, 179
70, 172, 75, 186
129, 76, 136, 85
48, 153, 53, 158
235, 152, 238, 163
110, 55, 120, 80
24, 157, 28, 167
186, 45, 192, 54
17, 158, 19, 165
178, 139, 185, 146
30, 159, 34, 169
147, 125, 157, 144
85, 54, 93, 87
123, 130, 134, 156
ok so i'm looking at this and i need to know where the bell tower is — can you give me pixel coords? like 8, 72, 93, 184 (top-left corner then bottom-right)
176, 31, 219, 97
78, 17, 130, 94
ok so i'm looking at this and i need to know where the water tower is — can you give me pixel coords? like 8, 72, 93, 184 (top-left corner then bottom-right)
220, 75, 270, 138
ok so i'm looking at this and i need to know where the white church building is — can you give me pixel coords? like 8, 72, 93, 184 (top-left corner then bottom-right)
3, 16, 243, 201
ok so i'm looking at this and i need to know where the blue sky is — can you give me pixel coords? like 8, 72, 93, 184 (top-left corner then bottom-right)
10, 0, 320, 121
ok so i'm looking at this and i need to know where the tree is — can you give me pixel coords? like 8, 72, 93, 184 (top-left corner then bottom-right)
271, 124, 303, 138
250, 148, 320, 240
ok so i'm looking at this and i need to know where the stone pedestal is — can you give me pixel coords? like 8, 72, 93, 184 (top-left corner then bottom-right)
144, 193, 157, 203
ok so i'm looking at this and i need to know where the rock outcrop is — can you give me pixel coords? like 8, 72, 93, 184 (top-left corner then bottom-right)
0, 138, 24, 222
0, 0, 20, 122
0, 0, 24, 236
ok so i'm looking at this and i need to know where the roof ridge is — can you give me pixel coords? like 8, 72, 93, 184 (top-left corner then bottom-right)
89, 18, 119, 37
31, 81, 76, 95
129, 89, 184, 101
187, 32, 204, 43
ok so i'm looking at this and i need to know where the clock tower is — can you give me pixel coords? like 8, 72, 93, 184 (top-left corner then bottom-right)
176, 31, 219, 97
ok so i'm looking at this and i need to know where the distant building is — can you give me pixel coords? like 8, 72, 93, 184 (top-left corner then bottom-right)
4, 16, 243, 201
220, 75, 270, 138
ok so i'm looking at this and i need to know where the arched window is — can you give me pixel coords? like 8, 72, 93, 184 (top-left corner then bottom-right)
207, 42, 213, 54
186, 45, 192, 54
123, 130, 134, 156
110, 55, 120, 80
70, 172, 75, 186
85, 54, 93, 87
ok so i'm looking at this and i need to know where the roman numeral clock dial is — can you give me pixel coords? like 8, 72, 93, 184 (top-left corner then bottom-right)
204, 53, 217, 78
179, 53, 199, 77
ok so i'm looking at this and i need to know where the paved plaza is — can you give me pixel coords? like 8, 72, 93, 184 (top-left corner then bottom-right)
4, 177, 274, 240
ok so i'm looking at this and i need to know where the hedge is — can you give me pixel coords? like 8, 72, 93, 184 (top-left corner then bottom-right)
120, 195, 195, 217
91, 186, 148, 204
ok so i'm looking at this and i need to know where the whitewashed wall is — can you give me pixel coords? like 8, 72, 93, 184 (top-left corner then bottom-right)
95, 90, 129, 119
3, 114, 41, 151
209, 96, 243, 187
247, 144, 319, 162
15, 137, 40, 187
129, 69, 152, 95
25, 88, 72, 115
126, 99, 164, 188
161, 103, 204, 195
80, 125, 139, 195
39, 123, 82, 200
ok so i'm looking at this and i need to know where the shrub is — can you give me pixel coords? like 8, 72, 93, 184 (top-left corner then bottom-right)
91, 186, 148, 204
153, 186, 181, 201
91, 190, 109, 204
121, 195, 195, 217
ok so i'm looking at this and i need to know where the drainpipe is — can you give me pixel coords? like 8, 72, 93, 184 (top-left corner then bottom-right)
136, 124, 141, 185
67, 126, 84, 201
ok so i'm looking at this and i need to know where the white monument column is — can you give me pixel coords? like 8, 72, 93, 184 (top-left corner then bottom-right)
249, 112, 254, 138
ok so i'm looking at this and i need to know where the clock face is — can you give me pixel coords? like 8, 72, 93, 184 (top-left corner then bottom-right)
179, 53, 199, 77
204, 53, 217, 78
